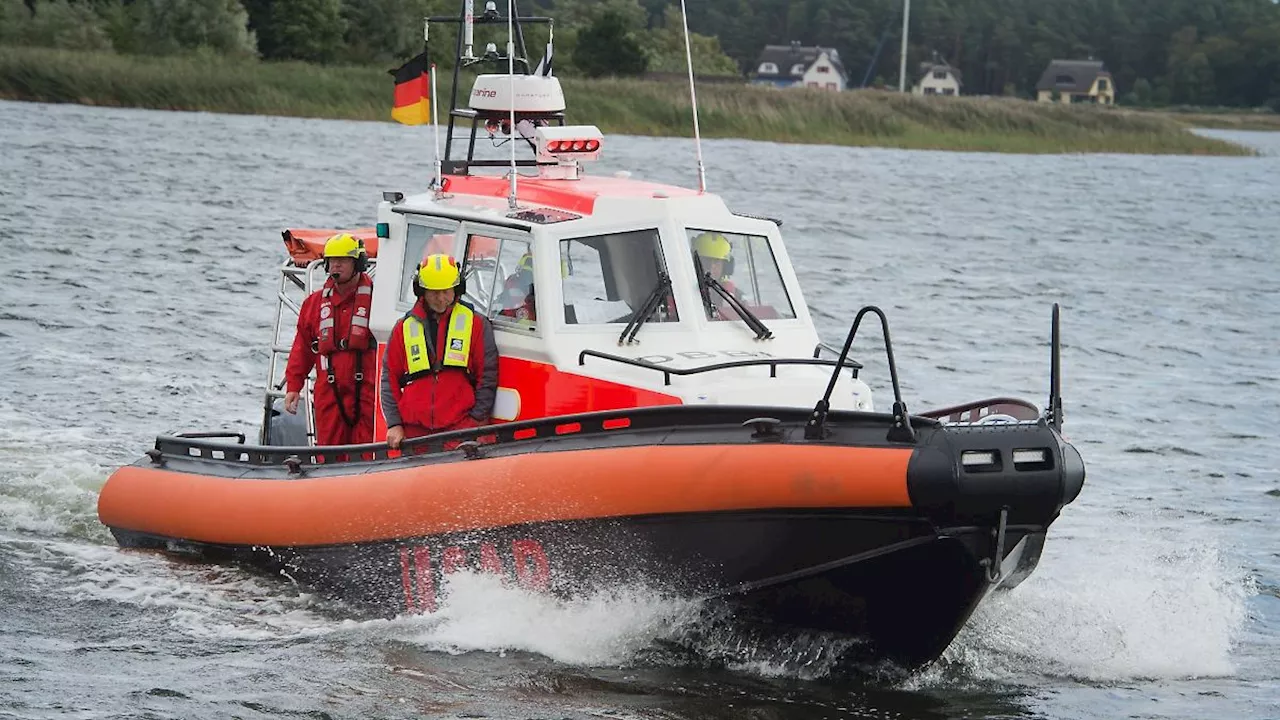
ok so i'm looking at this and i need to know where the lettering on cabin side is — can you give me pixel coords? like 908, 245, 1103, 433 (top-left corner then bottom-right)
398, 538, 551, 613
635, 350, 775, 364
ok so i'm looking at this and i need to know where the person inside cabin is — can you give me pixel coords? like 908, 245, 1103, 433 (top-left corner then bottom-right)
381, 254, 499, 450
497, 252, 536, 322
692, 231, 741, 320
283, 233, 377, 446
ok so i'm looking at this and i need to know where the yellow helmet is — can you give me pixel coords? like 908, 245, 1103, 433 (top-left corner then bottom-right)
517, 252, 534, 273
416, 253, 461, 291
693, 232, 731, 261
323, 233, 363, 259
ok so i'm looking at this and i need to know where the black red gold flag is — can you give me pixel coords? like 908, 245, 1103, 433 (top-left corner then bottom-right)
390, 52, 429, 125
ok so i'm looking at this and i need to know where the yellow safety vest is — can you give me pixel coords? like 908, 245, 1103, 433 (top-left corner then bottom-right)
402, 303, 475, 380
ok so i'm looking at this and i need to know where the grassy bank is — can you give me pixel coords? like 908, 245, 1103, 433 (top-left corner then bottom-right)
1146, 108, 1280, 132
0, 46, 1252, 156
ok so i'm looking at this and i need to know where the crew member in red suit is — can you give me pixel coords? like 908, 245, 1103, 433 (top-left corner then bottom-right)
381, 254, 498, 450
283, 233, 377, 445
497, 252, 536, 322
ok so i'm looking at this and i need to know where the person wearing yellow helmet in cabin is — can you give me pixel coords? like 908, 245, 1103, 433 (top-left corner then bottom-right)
692, 231, 741, 321
284, 233, 377, 446
381, 254, 498, 450
497, 251, 537, 322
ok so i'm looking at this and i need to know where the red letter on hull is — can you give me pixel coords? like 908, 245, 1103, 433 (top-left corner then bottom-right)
480, 542, 504, 575
512, 539, 550, 591
400, 546, 437, 613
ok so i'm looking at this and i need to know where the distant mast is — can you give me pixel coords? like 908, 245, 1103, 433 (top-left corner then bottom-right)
898, 0, 911, 92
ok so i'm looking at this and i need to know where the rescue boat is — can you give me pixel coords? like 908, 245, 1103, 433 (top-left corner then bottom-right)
97, 1, 1085, 672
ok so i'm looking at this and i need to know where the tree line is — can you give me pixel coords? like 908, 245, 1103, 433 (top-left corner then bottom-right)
684, 0, 1280, 107
3, 0, 1277, 108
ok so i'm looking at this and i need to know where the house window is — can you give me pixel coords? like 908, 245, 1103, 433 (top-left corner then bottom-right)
807, 81, 818, 88
1097, 78, 1109, 91
933, 70, 947, 79
942, 88, 955, 96
1055, 74, 1075, 85
924, 87, 937, 95
817, 65, 830, 73
791, 63, 807, 75
826, 82, 836, 90
758, 62, 777, 74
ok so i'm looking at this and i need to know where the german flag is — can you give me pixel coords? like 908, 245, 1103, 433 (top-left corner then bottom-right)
390, 51, 430, 125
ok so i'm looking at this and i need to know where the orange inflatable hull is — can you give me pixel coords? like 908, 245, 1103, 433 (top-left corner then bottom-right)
98, 444, 912, 547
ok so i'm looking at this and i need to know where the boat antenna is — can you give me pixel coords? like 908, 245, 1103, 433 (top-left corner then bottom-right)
678, 0, 706, 193
464, 0, 475, 60
507, 0, 518, 209
427, 19, 442, 190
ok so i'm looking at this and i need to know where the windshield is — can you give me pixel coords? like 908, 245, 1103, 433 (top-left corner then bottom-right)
687, 229, 796, 322
560, 229, 679, 325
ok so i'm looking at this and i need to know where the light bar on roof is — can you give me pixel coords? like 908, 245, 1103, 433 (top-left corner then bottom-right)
535, 125, 603, 163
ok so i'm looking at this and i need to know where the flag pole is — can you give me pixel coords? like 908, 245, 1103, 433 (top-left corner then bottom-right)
426, 19, 442, 190
432, 65, 441, 189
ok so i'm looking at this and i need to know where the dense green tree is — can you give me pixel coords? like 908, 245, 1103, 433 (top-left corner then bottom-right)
6, 0, 113, 50
128, 0, 257, 57
572, 10, 647, 77
6, 0, 1280, 108
340, 0, 432, 65
640, 5, 739, 75
243, 0, 346, 63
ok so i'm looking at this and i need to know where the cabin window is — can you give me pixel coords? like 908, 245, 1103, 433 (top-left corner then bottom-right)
559, 229, 678, 325
401, 219, 460, 309
817, 65, 830, 74
942, 88, 955, 96
791, 63, 807, 75
687, 229, 796, 323
759, 62, 777, 74
463, 233, 537, 332
933, 70, 948, 79
1097, 78, 1109, 91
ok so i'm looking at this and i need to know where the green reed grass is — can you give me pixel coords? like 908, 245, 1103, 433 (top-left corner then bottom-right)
0, 47, 1251, 156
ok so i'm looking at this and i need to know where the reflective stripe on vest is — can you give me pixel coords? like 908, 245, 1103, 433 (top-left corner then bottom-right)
318, 275, 374, 354
402, 303, 474, 379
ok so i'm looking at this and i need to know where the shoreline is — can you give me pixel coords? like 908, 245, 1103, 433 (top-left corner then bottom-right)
0, 47, 1259, 156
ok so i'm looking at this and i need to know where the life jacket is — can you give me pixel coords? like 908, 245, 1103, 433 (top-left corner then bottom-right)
317, 274, 374, 354
400, 302, 475, 388
313, 274, 374, 429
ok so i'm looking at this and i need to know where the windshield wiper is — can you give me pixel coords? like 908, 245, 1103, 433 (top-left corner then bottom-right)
618, 273, 672, 345
692, 254, 772, 340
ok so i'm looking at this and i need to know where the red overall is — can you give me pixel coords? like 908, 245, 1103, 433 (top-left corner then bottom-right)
285, 277, 377, 446
497, 273, 537, 321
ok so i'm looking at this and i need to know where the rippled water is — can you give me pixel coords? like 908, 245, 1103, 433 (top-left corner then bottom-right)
1, 99, 1277, 719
